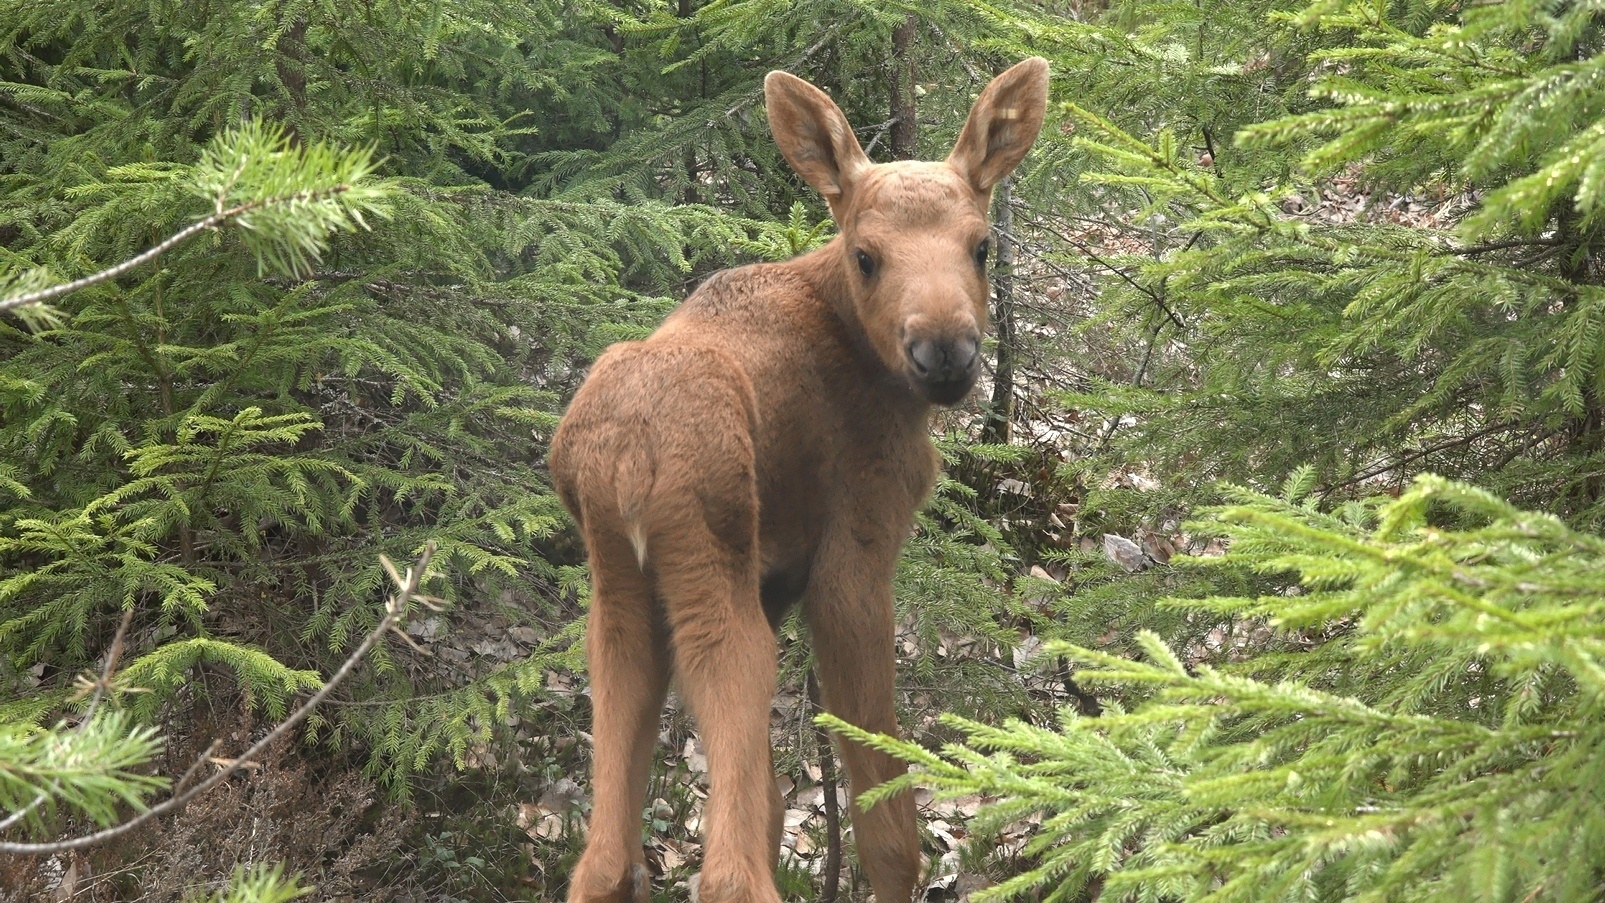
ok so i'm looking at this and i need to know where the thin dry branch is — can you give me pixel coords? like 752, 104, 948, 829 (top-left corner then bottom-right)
0, 186, 350, 315
1319, 422, 1525, 497
0, 610, 140, 835
708, 24, 843, 127
0, 793, 46, 834
1015, 206, 1190, 331
76, 608, 137, 728
806, 672, 843, 903
0, 541, 435, 856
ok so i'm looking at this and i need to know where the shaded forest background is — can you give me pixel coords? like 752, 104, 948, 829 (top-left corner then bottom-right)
2, 0, 1603, 900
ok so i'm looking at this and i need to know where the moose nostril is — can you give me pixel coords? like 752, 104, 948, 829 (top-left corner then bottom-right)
954, 335, 980, 372
906, 339, 939, 377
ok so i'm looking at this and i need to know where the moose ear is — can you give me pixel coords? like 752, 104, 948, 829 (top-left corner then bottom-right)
765, 72, 870, 211
946, 57, 1049, 194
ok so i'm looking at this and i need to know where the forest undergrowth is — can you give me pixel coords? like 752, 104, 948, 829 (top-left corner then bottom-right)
3, 0, 1604, 900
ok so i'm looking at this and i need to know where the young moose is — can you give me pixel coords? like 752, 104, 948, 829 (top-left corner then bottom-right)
549, 58, 1049, 903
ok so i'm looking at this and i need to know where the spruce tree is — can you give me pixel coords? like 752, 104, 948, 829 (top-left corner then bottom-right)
0, 0, 1074, 894
19, 0, 1602, 897
840, 0, 1605, 899
846, 473, 1605, 902
0, 0, 764, 810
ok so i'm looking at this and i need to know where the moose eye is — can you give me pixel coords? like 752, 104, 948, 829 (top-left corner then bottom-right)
855, 249, 876, 278
975, 238, 991, 268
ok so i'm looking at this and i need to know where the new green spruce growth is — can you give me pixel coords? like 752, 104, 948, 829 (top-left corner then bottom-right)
0, 711, 165, 834
840, 473, 1605, 902
2, 8, 1078, 894
0, 542, 437, 900
1, 123, 383, 323
0, 715, 308, 903
1057, 0, 1605, 524
19, 0, 1605, 894
0, 125, 391, 732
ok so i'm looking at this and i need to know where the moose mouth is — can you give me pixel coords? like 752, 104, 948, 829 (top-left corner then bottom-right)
916, 373, 979, 406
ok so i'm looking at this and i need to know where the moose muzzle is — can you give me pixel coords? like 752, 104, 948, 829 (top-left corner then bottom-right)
905, 332, 980, 406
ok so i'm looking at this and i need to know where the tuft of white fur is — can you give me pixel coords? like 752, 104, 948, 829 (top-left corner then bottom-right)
626, 521, 648, 570
614, 441, 654, 572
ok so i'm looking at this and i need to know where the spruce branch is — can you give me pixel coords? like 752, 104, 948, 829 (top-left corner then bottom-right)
0, 791, 47, 834
1, 121, 385, 318
0, 542, 437, 855
0, 610, 141, 835
0, 188, 348, 315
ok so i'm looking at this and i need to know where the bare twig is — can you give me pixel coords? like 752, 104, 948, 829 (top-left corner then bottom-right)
1017, 207, 1190, 331
0, 541, 435, 855
925, 22, 986, 83
1, 610, 143, 834
1319, 422, 1522, 497
859, 117, 902, 157
0, 793, 48, 833
707, 24, 844, 127
76, 608, 136, 730
0, 186, 350, 315
1200, 125, 1220, 177
169, 741, 223, 798
1097, 317, 1163, 453
806, 672, 842, 903
1055, 656, 1103, 717
1442, 237, 1563, 257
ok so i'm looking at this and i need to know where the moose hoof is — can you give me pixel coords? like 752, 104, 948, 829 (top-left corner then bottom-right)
569, 862, 650, 903
690, 870, 782, 903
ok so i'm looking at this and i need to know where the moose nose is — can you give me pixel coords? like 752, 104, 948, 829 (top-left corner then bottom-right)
905, 334, 981, 405
906, 335, 979, 379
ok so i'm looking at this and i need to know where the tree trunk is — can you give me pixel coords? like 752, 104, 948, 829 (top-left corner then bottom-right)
681, 0, 702, 205
274, 17, 308, 143
889, 15, 918, 160
982, 177, 1016, 445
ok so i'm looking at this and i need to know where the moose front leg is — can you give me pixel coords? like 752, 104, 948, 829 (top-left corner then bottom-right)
804, 536, 920, 903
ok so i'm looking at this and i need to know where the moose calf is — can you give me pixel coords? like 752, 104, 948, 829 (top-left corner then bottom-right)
550, 58, 1050, 903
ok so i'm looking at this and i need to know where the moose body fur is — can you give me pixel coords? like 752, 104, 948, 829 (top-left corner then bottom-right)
549, 59, 1048, 903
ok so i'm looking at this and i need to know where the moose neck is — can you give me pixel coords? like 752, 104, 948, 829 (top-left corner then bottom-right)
789, 236, 935, 419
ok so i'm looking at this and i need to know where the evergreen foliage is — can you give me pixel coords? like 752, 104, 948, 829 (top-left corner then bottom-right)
825, 0, 1605, 896
846, 474, 1605, 902
200, 866, 311, 903
7, 0, 1605, 896
0, 711, 166, 833
0, 710, 312, 902
1040, 0, 1605, 523
1, 2, 1064, 892
0, 0, 778, 803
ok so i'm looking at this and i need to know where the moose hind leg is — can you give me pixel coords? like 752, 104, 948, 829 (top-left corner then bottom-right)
569, 533, 670, 903
652, 497, 782, 901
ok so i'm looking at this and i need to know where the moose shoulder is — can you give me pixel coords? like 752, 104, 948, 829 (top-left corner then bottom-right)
549, 58, 1049, 903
